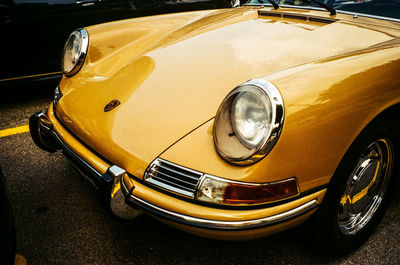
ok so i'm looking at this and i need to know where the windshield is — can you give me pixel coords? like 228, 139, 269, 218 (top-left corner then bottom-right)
245, 0, 400, 20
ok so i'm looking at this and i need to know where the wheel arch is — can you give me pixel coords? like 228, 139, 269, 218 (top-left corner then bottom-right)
328, 102, 400, 188
304, 103, 400, 254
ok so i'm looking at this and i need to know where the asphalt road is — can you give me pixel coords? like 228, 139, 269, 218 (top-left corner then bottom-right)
1, 87, 399, 265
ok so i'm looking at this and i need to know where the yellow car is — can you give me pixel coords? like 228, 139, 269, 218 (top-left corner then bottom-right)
30, 0, 400, 254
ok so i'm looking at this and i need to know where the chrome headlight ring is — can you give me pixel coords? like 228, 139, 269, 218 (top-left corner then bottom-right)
213, 79, 284, 165
61, 28, 89, 77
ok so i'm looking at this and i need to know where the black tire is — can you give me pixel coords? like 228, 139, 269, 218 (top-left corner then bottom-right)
307, 116, 399, 255
0, 168, 16, 265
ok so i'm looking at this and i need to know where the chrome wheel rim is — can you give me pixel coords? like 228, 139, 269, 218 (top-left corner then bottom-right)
338, 138, 394, 235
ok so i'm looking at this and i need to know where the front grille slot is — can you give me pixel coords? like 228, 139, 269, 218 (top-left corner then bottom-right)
259, 11, 282, 18
151, 172, 196, 191
258, 10, 336, 24
144, 158, 203, 198
309, 17, 335, 24
158, 163, 200, 181
283, 14, 307, 20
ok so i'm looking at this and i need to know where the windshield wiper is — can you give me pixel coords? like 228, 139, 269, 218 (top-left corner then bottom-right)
257, 0, 336, 15
307, 0, 336, 15
258, 0, 279, 10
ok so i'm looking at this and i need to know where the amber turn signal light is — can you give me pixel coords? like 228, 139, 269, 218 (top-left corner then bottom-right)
223, 178, 299, 205
196, 176, 299, 205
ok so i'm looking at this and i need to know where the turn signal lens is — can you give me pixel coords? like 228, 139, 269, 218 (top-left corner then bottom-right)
196, 176, 299, 205
223, 179, 299, 205
196, 177, 227, 204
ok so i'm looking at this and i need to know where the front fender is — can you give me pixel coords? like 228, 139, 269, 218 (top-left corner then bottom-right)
160, 43, 400, 193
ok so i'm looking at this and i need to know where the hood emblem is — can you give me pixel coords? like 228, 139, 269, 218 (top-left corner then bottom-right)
104, 99, 121, 112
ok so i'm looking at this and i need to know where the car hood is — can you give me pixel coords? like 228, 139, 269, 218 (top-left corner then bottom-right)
57, 7, 398, 177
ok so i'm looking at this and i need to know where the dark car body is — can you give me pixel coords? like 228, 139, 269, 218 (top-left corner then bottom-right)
0, 0, 233, 89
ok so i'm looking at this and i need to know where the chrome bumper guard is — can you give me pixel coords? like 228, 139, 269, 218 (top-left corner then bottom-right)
29, 111, 110, 189
30, 110, 319, 230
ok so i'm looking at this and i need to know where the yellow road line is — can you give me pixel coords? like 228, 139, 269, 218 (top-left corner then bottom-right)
0, 125, 30, 138
14, 254, 27, 265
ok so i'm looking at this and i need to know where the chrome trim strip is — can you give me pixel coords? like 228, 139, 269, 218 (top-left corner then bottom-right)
154, 171, 197, 187
121, 174, 130, 196
54, 131, 103, 181
157, 158, 203, 177
145, 177, 195, 198
126, 193, 319, 231
54, 137, 100, 178
158, 164, 200, 181
62, 28, 89, 77
144, 158, 203, 198
203, 174, 296, 187
108, 165, 126, 178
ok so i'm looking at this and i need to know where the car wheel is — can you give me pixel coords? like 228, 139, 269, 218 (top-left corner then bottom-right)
0, 168, 16, 265
308, 116, 399, 255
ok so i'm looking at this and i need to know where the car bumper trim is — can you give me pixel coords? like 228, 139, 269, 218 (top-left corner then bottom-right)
30, 110, 106, 188
121, 176, 319, 231
30, 110, 320, 231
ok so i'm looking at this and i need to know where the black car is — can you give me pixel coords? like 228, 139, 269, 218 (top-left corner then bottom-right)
0, 0, 235, 89
0, 166, 16, 265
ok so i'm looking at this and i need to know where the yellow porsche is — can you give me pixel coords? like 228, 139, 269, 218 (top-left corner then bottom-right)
30, 0, 400, 254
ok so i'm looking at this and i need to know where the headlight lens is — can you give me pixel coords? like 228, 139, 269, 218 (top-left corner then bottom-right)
61, 28, 88, 77
214, 79, 284, 165
196, 175, 299, 205
231, 86, 272, 149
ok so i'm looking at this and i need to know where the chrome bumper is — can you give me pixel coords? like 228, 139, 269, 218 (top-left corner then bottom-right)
30, 110, 319, 230
121, 178, 319, 231
29, 111, 114, 188
29, 110, 143, 219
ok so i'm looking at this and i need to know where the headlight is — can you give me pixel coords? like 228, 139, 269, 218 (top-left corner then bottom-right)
61, 28, 89, 77
214, 79, 284, 165
196, 175, 299, 205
